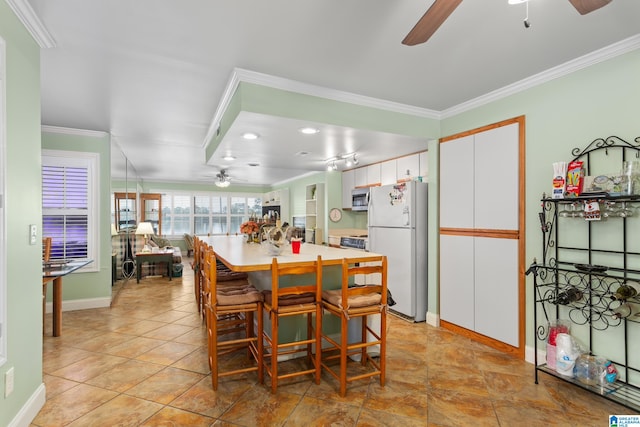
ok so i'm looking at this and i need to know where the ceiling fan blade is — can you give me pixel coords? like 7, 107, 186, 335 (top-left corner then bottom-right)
568, 0, 612, 15
402, 0, 463, 46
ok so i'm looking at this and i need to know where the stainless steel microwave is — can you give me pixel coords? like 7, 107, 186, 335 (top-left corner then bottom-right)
351, 188, 369, 211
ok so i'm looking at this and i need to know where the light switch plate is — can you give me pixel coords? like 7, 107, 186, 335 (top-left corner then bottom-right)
5, 367, 14, 397
29, 224, 37, 245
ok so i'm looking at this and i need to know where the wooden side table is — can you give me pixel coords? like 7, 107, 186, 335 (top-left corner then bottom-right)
136, 250, 174, 283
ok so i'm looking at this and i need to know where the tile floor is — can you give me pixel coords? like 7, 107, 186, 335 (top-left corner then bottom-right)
34, 260, 636, 426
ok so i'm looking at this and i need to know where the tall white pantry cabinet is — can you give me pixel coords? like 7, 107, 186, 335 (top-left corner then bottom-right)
439, 117, 525, 357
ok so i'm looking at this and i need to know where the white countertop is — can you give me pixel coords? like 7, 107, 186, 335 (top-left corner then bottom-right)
201, 235, 380, 272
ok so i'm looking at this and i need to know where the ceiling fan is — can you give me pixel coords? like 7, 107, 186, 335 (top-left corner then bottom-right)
401, 0, 613, 46
215, 170, 232, 188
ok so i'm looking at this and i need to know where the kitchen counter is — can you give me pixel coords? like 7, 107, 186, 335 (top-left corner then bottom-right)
202, 234, 379, 272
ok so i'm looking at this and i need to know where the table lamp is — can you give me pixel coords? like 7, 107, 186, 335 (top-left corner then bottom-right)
135, 222, 155, 252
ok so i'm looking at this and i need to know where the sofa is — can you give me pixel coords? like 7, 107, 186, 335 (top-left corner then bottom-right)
112, 233, 183, 280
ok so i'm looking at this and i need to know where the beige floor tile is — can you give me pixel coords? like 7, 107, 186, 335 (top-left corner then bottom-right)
139, 406, 215, 426
84, 359, 165, 392
35, 261, 637, 427
125, 366, 204, 404
135, 341, 199, 365
66, 394, 163, 426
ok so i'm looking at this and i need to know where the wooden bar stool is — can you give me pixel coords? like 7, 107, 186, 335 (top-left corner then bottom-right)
262, 256, 322, 393
320, 255, 388, 397
204, 246, 263, 390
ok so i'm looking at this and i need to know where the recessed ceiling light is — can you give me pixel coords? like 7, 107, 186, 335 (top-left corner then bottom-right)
508, 0, 528, 4
223, 155, 236, 161
242, 132, 259, 140
247, 162, 260, 167
296, 151, 310, 156
299, 127, 319, 135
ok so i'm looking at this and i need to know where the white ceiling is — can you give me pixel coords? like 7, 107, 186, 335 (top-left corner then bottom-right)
23, 0, 640, 187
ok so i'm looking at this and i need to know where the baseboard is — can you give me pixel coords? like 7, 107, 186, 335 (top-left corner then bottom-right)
525, 344, 545, 365
45, 297, 111, 313
426, 311, 439, 327
8, 383, 46, 427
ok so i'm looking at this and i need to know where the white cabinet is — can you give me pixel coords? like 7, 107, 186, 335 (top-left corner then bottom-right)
440, 235, 519, 347
380, 160, 396, 185
396, 153, 420, 181
341, 169, 354, 209
439, 119, 523, 352
305, 183, 325, 244
419, 151, 428, 181
263, 188, 290, 221
440, 135, 474, 228
354, 168, 368, 188
367, 164, 381, 186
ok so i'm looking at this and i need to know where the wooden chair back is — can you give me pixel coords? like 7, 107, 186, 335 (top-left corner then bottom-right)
340, 255, 388, 308
270, 256, 322, 311
43, 237, 52, 262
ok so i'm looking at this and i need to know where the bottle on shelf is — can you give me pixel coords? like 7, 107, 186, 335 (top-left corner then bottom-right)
553, 286, 583, 305
611, 282, 639, 301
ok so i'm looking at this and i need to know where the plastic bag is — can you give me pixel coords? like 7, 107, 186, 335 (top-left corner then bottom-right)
556, 333, 581, 377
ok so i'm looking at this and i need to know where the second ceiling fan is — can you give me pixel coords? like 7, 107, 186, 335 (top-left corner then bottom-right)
402, 0, 613, 46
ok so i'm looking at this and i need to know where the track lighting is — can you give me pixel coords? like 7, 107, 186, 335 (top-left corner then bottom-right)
325, 153, 358, 171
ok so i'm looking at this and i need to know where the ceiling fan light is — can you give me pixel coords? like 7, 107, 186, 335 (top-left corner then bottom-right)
215, 179, 230, 188
508, 0, 528, 4
242, 132, 259, 140
223, 155, 236, 161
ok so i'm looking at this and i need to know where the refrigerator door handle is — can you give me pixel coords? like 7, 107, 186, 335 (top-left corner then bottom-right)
403, 206, 410, 226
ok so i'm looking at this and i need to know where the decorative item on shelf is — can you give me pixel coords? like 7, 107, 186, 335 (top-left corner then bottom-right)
240, 220, 260, 243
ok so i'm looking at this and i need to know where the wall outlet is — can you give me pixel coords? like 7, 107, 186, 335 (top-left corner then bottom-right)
5, 367, 14, 397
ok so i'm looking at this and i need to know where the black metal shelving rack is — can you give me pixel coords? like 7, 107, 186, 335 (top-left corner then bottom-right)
528, 135, 640, 412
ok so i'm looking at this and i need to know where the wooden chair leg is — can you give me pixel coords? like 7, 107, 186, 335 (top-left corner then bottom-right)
271, 312, 278, 393
314, 305, 322, 385
340, 313, 348, 397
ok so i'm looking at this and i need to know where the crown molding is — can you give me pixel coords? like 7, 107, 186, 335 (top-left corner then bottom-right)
442, 34, 640, 119
202, 68, 440, 150
41, 125, 108, 138
5, 0, 55, 48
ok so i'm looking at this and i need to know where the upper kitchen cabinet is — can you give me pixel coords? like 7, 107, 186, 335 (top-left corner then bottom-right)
367, 164, 381, 186
396, 153, 420, 182
380, 159, 396, 186
354, 167, 368, 188
342, 169, 355, 209
419, 151, 428, 181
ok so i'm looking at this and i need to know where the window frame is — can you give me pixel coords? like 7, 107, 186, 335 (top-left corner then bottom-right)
153, 190, 263, 237
42, 149, 99, 273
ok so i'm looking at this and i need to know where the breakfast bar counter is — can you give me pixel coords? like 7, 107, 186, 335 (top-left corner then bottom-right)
201, 235, 381, 272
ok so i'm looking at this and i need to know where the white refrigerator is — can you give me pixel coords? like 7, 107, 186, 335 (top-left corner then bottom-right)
368, 181, 428, 322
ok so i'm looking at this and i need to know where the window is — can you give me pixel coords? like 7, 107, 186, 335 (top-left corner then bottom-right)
42, 150, 98, 271
155, 191, 262, 236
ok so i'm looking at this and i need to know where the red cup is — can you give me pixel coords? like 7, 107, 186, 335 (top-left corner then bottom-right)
291, 240, 301, 254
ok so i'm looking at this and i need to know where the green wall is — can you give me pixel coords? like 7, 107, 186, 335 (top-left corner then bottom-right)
0, 2, 45, 425
41, 130, 113, 303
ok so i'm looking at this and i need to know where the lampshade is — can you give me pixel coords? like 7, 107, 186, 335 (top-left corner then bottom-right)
135, 222, 155, 236
111, 224, 118, 236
